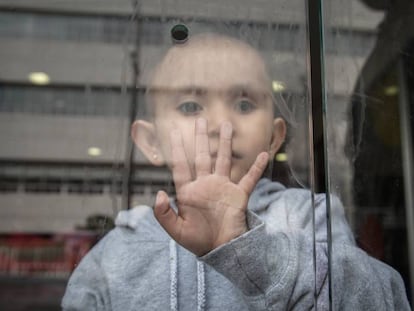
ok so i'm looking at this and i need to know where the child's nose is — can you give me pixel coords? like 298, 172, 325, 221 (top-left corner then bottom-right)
206, 105, 233, 137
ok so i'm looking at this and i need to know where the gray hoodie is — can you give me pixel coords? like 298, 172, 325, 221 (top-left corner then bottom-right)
62, 178, 411, 310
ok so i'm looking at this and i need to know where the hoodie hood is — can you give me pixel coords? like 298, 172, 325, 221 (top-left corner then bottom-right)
114, 178, 354, 311
247, 178, 286, 213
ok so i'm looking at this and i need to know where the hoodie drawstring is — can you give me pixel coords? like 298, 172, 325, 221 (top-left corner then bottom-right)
170, 239, 178, 311
197, 260, 206, 311
169, 240, 205, 311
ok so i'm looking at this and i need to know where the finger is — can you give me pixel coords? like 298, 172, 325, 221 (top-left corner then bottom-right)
238, 152, 269, 194
170, 129, 192, 189
195, 118, 212, 177
153, 190, 183, 240
215, 122, 232, 176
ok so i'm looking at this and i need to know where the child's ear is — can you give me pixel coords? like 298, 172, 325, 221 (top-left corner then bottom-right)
269, 117, 287, 158
131, 120, 165, 166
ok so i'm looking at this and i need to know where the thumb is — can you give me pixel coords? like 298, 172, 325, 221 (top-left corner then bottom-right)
153, 190, 180, 238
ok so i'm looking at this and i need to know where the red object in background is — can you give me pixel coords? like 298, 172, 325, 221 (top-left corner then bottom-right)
0, 232, 98, 278
357, 214, 385, 260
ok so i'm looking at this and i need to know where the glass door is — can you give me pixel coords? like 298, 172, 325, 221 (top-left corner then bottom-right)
321, 0, 413, 308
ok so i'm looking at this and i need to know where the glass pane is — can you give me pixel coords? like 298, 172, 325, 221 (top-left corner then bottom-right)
322, 0, 413, 308
0, 0, 328, 309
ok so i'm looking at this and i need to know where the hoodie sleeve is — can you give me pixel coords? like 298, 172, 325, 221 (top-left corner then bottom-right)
199, 205, 411, 310
61, 236, 112, 311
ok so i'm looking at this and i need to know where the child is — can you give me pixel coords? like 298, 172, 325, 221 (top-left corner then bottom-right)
62, 33, 410, 310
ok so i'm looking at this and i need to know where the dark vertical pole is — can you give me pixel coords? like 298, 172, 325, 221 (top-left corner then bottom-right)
306, 0, 332, 309
398, 56, 414, 306
122, 0, 141, 210
307, 0, 327, 192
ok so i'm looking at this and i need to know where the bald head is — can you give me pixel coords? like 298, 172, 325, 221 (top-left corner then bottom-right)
145, 33, 273, 118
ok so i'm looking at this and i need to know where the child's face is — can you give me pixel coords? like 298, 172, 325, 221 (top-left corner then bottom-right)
133, 38, 286, 183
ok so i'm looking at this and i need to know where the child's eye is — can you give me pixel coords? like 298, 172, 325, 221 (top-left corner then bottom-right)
235, 100, 255, 113
177, 101, 203, 115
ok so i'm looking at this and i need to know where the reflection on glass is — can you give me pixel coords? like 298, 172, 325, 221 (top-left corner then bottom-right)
323, 0, 413, 307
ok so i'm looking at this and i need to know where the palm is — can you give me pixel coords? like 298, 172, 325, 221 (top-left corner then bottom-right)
154, 118, 268, 256
174, 176, 249, 255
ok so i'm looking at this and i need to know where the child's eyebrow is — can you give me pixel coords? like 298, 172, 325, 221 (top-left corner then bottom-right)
147, 84, 271, 100
173, 86, 208, 96
148, 85, 208, 97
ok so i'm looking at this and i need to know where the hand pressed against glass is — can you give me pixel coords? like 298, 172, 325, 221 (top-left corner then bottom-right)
154, 118, 269, 256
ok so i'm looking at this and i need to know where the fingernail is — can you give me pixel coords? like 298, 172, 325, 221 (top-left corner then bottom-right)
155, 191, 162, 206
155, 191, 166, 207
155, 191, 169, 214
221, 122, 232, 138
